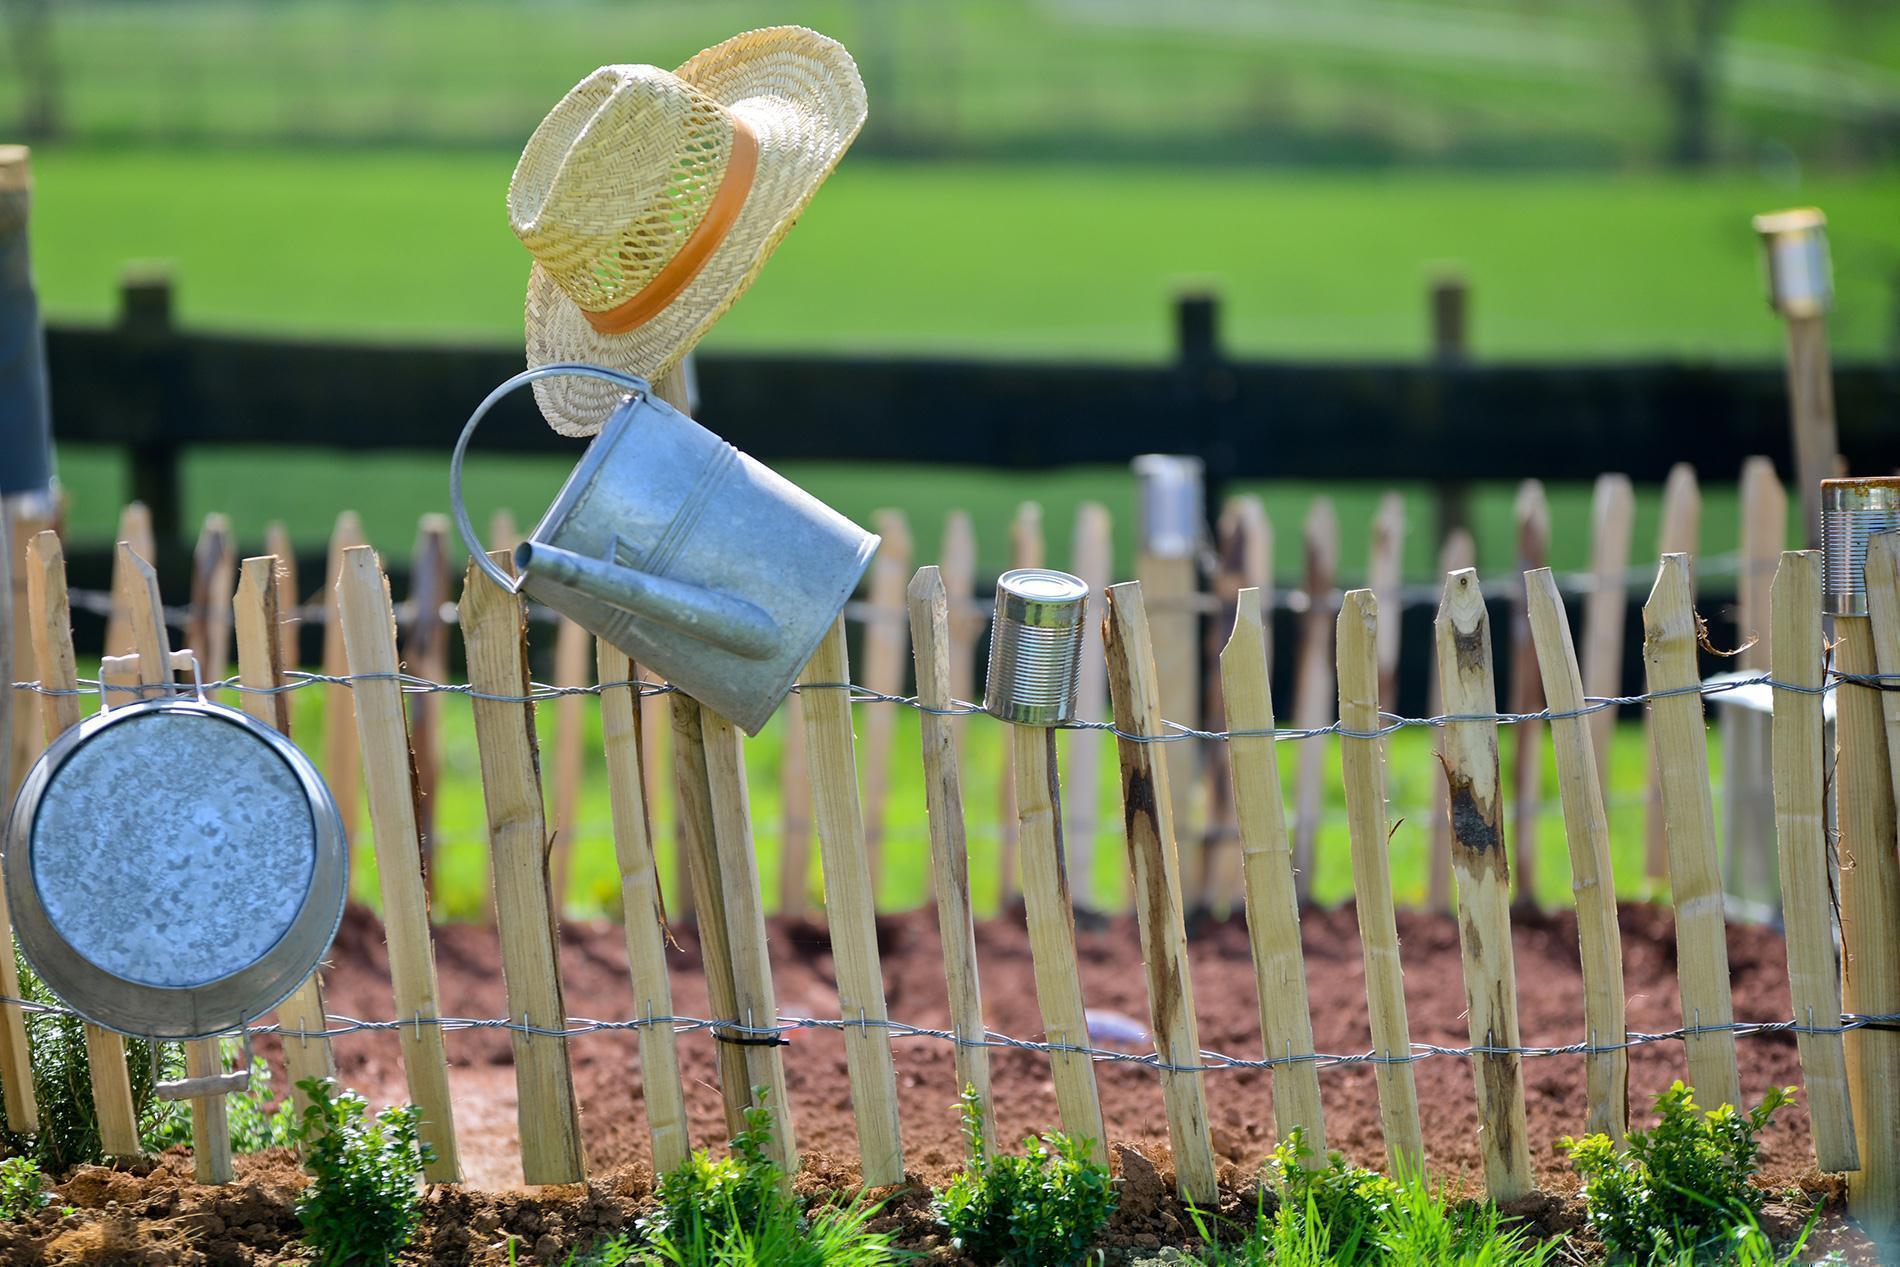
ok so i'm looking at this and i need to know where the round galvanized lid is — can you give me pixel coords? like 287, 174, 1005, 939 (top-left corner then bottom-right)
3, 697, 347, 1040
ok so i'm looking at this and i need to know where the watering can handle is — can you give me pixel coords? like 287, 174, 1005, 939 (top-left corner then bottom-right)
448, 363, 652, 592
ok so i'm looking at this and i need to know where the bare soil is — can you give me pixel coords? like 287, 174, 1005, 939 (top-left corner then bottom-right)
0, 901, 1882, 1264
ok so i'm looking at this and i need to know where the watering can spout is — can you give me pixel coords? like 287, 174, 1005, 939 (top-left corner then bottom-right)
514, 540, 782, 662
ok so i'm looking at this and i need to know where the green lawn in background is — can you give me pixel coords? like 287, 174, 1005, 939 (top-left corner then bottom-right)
26, 150, 1900, 361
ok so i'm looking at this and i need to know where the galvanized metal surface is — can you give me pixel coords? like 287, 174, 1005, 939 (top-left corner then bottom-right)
984, 568, 1089, 726
5, 698, 347, 1039
452, 363, 878, 734
1821, 477, 1900, 617
1131, 454, 1204, 559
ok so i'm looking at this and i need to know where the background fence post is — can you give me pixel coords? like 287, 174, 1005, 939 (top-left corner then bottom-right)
1336, 589, 1424, 1173
1369, 491, 1405, 710
1582, 474, 1634, 805
335, 545, 461, 1183
102, 502, 154, 658
1291, 497, 1338, 901
403, 514, 450, 869
548, 613, 591, 918
908, 566, 994, 1155
1432, 569, 1533, 1200
1509, 480, 1549, 909
1219, 585, 1326, 1160
858, 509, 912, 897
998, 500, 1045, 905
1728, 459, 1786, 905
940, 510, 981, 738
460, 552, 586, 1185
1644, 464, 1700, 884
1104, 582, 1218, 1203
1202, 496, 1268, 918
1525, 567, 1629, 1141
186, 512, 234, 685
0, 523, 39, 1135
798, 619, 906, 1187
117, 269, 181, 548
233, 555, 335, 1124
596, 639, 690, 1174
1767, 550, 1857, 1173
1427, 528, 1474, 913
1138, 531, 1203, 908
1641, 554, 1741, 1110
321, 511, 365, 852
776, 692, 812, 917
1066, 501, 1113, 913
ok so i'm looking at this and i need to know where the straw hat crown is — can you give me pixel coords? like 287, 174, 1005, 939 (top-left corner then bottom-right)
510, 28, 866, 435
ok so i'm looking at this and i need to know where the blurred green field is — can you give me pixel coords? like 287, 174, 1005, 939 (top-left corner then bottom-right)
28, 150, 1900, 361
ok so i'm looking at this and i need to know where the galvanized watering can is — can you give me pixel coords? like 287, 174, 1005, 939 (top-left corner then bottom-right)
450, 364, 879, 735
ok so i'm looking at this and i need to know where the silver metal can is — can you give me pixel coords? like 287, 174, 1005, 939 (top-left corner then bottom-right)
1752, 208, 1832, 319
1821, 477, 1900, 617
984, 568, 1090, 726
1132, 454, 1205, 559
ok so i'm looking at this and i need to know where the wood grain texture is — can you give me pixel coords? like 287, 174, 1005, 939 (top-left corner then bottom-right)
233, 556, 334, 1124
1137, 550, 1204, 906
1103, 582, 1218, 1202
321, 511, 365, 847
1427, 528, 1475, 914
460, 552, 585, 1185
1065, 501, 1113, 911
1525, 567, 1629, 1140
1335, 589, 1424, 1173
908, 567, 994, 1154
1508, 480, 1550, 908
858, 509, 913, 895
1219, 585, 1326, 1159
1581, 474, 1634, 801
111, 545, 232, 1183
1782, 315, 1838, 547
1290, 497, 1338, 902
403, 515, 451, 868
1847, 537, 1900, 1231
597, 639, 690, 1174
1767, 551, 1856, 1173
263, 521, 298, 669
798, 618, 905, 1186
335, 545, 461, 1182
1640, 554, 1740, 1110
1644, 466, 1700, 883
1737, 459, 1786, 671
102, 501, 154, 658
1012, 722, 1107, 1163
700, 708, 798, 1183
1202, 497, 1269, 918
1431, 570, 1532, 1200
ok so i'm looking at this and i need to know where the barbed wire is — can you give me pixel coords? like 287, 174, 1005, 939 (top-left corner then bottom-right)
1, 993, 1889, 1075
7, 667, 1884, 746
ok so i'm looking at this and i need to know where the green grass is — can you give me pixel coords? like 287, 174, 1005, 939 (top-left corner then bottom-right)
27, 150, 1900, 361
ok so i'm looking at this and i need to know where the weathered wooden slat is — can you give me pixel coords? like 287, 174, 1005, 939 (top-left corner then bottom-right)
1508, 480, 1550, 908
1644, 465, 1700, 883
1065, 501, 1113, 911
1581, 474, 1634, 799
1426, 528, 1475, 913
321, 511, 365, 848
1201, 496, 1269, 918
858, 509, 912, 894
1290, 498, 1338, 902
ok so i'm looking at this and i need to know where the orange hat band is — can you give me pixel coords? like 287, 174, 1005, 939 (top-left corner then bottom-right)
581, 115, 759, 337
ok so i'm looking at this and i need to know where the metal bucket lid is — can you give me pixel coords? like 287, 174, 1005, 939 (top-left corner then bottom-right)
3, 698, 347, 1040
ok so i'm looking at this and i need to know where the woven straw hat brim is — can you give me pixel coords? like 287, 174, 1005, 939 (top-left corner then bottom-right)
527, 27, 866, 435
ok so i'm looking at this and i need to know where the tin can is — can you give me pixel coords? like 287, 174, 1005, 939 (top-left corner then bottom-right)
984, 568, 1090, 726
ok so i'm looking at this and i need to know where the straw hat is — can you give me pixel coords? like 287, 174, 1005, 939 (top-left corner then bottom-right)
509, 27, 866, 435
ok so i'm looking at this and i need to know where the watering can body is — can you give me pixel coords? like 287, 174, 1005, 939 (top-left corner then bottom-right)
453, 366, 878, 735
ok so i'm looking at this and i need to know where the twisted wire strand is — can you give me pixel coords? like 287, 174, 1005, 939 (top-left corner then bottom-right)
8, 668, 1887, 745
1, 995, 1889, 1076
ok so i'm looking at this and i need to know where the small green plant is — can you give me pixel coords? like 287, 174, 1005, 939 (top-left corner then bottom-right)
0, 1156, 52, 1221
639, 1100, 783, 1247
1563, 1081, 1794, 1263
1261, 1128, 1393, 1262
290, 1077, 433, 1267
934, 1087, 1116, 1266
143, 1040, 298, 1155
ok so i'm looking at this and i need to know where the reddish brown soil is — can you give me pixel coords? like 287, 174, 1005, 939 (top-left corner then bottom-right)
1, 900, 1881, 1264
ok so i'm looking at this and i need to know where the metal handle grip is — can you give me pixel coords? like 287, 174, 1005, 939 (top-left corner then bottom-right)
448, 364, 651, 592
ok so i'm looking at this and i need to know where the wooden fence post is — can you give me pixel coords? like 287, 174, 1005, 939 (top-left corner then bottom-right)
1581, 474, 1634, 803
335, 546, 461, 1182
908, 567, 994, 1154
1103, 582, 1218, 1202
1509, 480, 1550, 909
998, 501, 1046, 904
110, 543, 232, 1184
186, 512, 234, 685
1641, 554, 1741, 1109
1369, 491, 1405, 709
1291, 498, 1338, 901
1336, 589, 1424, 1173
1137, 546, 1203, 908
549, 613, 591, 917
1432, 569, 1533, 1200
264, 521, 298, 668
232, 556, 334, 1123
1525, 567, 1629, 1140
940, 510, 981, 733
102, 501, 154, 657
1202, 496, 1269, 918
776, 692, 813, 916
1727, 460, 1786, 907
1846, 534, 1900, 1233
5, 505, 48, 808
1219, 585, 1326, 1160
699, 706, 798, 1182
1645, 465, 1701, 883
1427, 528, 1475, 913
798, 619, 906, 1186
403, 514, 450, 868
460, 552, 586, 1184
321, 511, 365, 848
1066, 502, 1113, 912
597, 639, 690, 1174
858, 509, 913, 896
1767, 550, 1857, 1173
0, 520, 38, 1135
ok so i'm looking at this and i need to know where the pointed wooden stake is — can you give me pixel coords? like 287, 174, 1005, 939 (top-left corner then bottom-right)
1290, 498, 1338, 901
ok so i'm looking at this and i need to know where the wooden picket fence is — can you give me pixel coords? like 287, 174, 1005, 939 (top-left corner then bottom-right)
2, 453, 1897, 1236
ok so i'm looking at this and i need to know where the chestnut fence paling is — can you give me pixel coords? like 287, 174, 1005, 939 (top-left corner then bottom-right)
7, 493, 1900, 1235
